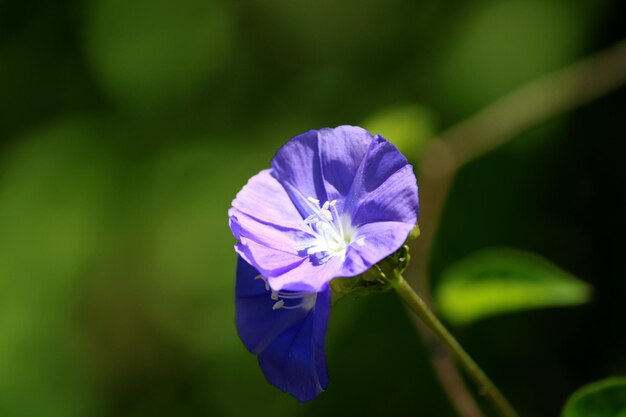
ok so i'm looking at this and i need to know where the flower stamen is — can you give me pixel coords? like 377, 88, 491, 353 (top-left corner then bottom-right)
255, 274, 270, 291
257, 274, 317, 311
299, 196, 356, 262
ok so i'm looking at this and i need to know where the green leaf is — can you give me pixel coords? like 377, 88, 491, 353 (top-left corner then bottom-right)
562, 377, 626, 417
435, 247, 591, 325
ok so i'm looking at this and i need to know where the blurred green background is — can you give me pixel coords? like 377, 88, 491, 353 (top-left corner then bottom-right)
1, 0, 625, 416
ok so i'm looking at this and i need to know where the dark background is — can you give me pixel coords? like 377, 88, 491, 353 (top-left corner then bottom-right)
0, 0, 624, 416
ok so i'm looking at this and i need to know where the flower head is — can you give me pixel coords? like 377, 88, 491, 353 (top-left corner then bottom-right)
229, 125, 419, 293
230, 125, 418, 401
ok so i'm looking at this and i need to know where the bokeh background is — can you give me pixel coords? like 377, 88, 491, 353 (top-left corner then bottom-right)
1, 0, 625, 416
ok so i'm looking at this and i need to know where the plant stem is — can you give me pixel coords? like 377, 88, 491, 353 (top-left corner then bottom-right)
404, 36, 626, 417
392, 274, 520, 417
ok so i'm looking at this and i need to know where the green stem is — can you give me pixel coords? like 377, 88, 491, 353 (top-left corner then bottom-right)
392, 275, 520, 417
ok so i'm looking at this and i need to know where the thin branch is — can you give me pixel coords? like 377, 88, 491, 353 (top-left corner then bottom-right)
433, 37, 626, 174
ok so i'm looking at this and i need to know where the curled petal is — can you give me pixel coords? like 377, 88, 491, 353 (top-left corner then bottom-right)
341, 221, 415, 277
267, 255, 343, 293
235, 257, 330, 402
230, 169, 316, 282
231, 169, 305, 230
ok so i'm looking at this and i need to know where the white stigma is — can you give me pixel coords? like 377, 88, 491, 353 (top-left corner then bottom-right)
270, 290, 316, 310
255, 274, 317, 311
299, 196, 358, 262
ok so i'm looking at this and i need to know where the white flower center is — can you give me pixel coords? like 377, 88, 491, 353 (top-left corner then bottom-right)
298, 196, 362, 262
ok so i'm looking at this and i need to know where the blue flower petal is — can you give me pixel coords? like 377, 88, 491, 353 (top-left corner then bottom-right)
267, 255, 342, 293
271, 129, 329, 209
343, 134, 415, 217
350, 164, 418, 226
235, 257, 331, 402
317, 125, 373, 200
258, 294, 330, 402
236, 257, 307, 352
341, 221, 416, 276
231, 169, 304, 230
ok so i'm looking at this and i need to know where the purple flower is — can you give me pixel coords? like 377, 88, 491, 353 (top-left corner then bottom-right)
230, 125, 418, 401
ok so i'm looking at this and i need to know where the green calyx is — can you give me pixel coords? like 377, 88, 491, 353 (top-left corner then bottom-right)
330, 244, 411, 304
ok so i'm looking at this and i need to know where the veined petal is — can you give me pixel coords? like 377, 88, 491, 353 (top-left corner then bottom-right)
271, 130, 328, 208
230, 196, 316, 281
235, 257, 330, 402
230, 210, 311, 254
317, 125, 373, 201
232, 205, 345, 292
234, 239, 303, 278
268, 255, 343, 293
281, 287, 331, 401
350, 164, 419, 227
258, 286, 331, 402
341, 221, 415, 276
343, 134, 415, 221
231, 169, 304, 230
